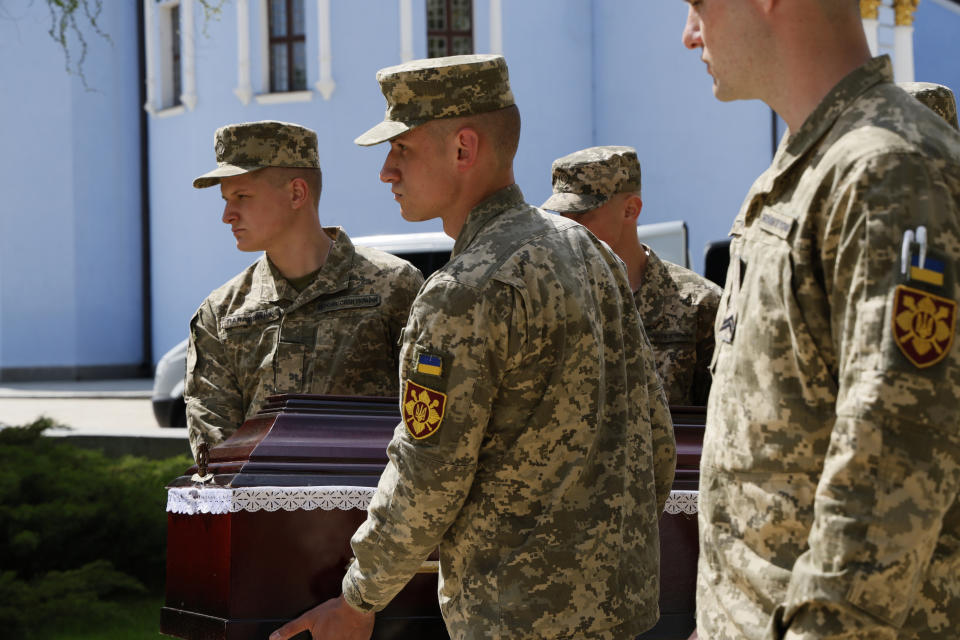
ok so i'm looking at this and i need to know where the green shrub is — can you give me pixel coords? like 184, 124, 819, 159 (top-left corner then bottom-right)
0, 417, 192, 636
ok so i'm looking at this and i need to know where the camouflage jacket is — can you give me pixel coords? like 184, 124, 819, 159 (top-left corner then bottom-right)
342, 186, 676, 639
633, 247, 720, 406
698, 56, 960, 640
185, 228, 423, 458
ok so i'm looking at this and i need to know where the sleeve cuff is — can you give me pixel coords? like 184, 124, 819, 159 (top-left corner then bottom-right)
342, 568, 378, 613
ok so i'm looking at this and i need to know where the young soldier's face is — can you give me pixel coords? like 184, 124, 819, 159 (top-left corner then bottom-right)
219, 170, 295, 253
379, 122, 457, 223
681, 0, 767, 102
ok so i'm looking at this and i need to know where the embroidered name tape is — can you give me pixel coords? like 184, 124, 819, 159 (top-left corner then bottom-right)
316, 294, 381, 313
221, 307, 282, 329
758, 211, 795, 239
416, 354, 443, 376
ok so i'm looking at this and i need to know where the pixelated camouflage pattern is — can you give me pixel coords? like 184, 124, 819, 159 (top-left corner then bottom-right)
193, 120, 320, 189
900, 81, 959, 130
341, 185, 676, 639
541, 145, 642, 214
633, 247, 720, 406
185, 228, 423, 459
698, 56, 960, 639
354, 55, 515, 146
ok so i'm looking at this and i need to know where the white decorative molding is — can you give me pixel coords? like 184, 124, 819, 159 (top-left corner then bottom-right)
399, 0, 414, 62
156, 105, 187, 119
180, 0, 197, 110
258, 0, 270, 94
862, 18, 880, 56
893, 24, 915, 82
234, 0, 253, 104
314, 0, 336, 100
254, 90, 314, 104
489, 0, 503, 55
168, 485, 699, 516
143, 0, 158, 114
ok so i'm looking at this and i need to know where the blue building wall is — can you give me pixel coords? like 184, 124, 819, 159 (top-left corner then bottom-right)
1, 0, 958, 373
915, 0, 960, 115
0, 1, 143, 377
591, 1, 772, 275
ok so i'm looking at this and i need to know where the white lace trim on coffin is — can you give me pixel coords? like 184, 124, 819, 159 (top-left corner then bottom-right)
663, 489, 698, 516
167, 486, 699, 516
166, 485, 377, 515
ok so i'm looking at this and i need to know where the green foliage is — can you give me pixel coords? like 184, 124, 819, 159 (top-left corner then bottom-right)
0, 418, 192, 637
44, 594, 166, 640
44, 0, 111, 91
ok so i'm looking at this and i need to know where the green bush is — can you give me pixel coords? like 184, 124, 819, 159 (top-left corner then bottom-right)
0, 417, 192, 637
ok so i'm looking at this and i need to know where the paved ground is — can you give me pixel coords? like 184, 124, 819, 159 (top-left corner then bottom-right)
0, 378, 189, 457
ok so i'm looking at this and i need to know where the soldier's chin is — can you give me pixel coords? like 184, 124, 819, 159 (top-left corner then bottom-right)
400, 207, 429, 223
236, 240, 263, 252
712, 79, 744, 103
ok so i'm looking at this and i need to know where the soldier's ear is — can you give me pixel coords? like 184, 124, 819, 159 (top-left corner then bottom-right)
453, 126, 480, 171
624, 194, 643, 223
289, 177, 310, 210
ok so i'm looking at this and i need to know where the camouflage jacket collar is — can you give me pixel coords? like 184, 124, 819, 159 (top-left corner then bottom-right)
452, 184, 525, 259
783, 55, 891, 163
735, 55, 892, 232
634, 246, 676, 324
253, 227, 354, 306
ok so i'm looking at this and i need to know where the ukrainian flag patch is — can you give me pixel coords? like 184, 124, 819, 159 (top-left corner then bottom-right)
910, 255, 945, 287
416, 353, 443, 376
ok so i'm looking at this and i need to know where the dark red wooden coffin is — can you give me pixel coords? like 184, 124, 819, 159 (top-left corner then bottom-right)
161, 395, 704, 640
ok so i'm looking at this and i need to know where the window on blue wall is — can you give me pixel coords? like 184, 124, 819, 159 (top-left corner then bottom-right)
156, 0, 183, 109
427, 0, 473, 58
170, 4, 182, 106
268, 0, 307, 92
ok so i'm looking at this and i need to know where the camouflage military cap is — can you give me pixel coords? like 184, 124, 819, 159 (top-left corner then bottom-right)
354, 54, 515, 146
541, 146, 641, 214
193, 120, 320, 189
900, 82, 959, 130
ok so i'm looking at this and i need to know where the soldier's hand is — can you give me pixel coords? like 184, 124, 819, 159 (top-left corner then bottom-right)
269, 594, 375, 640
687, 629, 699, 640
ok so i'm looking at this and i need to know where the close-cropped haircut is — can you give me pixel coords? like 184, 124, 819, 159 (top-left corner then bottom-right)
430, 104, 522, 169
258, 166, 323, 208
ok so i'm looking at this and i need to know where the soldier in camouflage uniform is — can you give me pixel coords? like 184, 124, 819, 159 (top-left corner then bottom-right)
542, 146, 721, 406
271, 56, 676, 640
186, 121, 423, 459
682, 2, 960, 639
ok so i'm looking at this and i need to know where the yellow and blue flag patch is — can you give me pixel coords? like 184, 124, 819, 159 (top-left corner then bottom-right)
910, 255, 945, 287
416, 353, 443, 376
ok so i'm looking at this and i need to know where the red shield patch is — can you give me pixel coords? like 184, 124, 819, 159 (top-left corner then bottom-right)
892, 285, 957, 368
402, 380, 447, 440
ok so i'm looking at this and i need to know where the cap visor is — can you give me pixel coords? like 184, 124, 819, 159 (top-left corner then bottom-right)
192, 164, 262, 189
354, 120, 412, 147
541, 193, 608, 214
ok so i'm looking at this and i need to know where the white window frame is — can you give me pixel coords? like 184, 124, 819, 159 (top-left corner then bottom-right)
234, 0, 334, 105
144, 0, 196, 116
403, 0, 499, 61
489, 0, 502, 54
